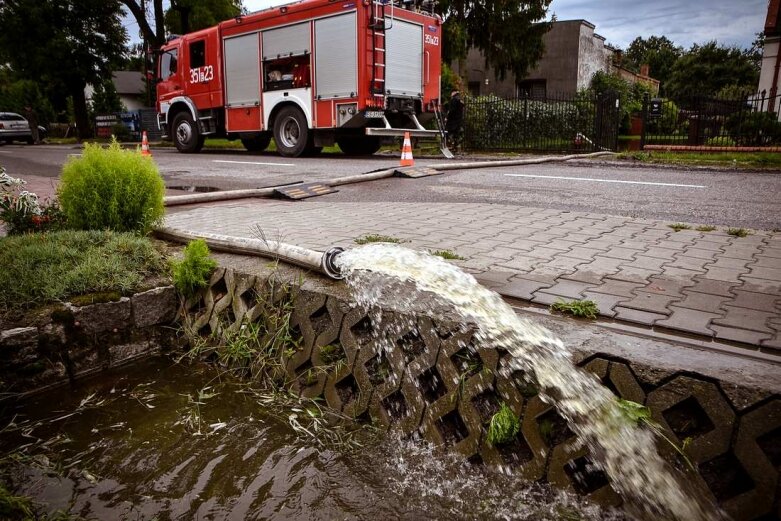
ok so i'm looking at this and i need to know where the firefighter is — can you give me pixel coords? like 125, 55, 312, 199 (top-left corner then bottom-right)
445, 90, 464, 152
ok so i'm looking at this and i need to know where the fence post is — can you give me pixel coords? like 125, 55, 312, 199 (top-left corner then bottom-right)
640, 93, 649, 151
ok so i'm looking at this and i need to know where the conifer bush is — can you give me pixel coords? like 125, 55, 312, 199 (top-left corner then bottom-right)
172, 239, 218, 298
58, 140, 165, 234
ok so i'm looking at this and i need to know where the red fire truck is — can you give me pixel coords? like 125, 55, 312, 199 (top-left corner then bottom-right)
155, 0, 443, 157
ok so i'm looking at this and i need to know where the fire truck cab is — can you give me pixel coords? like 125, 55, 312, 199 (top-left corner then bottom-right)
155, 0, 443, 156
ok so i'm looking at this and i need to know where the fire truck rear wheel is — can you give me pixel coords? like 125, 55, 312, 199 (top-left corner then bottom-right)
273, 106, 310, 158
173, 112, 203, 153
337, 136, 381, 156
241, 134, 272, 152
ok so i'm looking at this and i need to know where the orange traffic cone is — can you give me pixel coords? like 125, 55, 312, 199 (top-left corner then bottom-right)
400, 132, 414, 167
140, 131, 152, 157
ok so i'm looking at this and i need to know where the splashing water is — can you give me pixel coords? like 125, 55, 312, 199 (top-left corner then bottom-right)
336, 244, 723, 521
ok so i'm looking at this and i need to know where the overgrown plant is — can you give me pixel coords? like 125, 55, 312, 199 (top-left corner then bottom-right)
695, 225, 716, 232
58, 140, 165, 234
430, 249, 466, 260
171, 239, 218, 298
727, 227, 751, 238
354, 234, 404, 245
668, 223, 691, 232
550, 299, 599, 320
487, 403, 520, 445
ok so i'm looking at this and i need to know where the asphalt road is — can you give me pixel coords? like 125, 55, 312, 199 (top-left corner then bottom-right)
2, 143, 780, 230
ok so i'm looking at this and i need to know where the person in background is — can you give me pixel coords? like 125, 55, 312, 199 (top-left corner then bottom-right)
24, 106, 40, 144
445, 90, 464, 152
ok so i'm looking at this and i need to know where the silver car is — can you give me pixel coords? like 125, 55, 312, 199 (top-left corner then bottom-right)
0, 112, 34, 144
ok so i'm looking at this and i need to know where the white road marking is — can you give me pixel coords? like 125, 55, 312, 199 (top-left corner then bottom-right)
214, 160, 295, 167
504, 173, 706, 188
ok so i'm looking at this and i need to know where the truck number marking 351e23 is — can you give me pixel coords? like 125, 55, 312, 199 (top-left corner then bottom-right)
190, 66, 214, 84
424, 34, 439, 46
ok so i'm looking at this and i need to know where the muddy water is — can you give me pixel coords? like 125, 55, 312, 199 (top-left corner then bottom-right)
0, 358, 627, 520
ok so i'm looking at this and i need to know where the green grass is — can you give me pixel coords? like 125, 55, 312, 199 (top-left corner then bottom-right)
550, 299, 600, 320
0, 230, 166, 310
619, 151, 781, 169
486, 403, 520, 445
157, 138, 342, 154
695, 225, 717, 232
668, 223, 692, 232
354, 234, 404, 245
430, 249, 466, 260
727, 227, 751, 237
0, 482, 34, 519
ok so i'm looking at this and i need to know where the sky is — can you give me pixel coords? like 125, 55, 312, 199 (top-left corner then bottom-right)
128, 0, 768, 50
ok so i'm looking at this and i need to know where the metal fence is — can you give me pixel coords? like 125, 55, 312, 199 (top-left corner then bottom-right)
641, 91, 781, 148
463, 92, 620, 153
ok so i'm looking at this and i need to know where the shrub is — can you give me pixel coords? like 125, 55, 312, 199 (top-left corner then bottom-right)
58, 140, 165, 234
172, 239, 217, 298
725, 111, 781, 146
550, 299, 600, 319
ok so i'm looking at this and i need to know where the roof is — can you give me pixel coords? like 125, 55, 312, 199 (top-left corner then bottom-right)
112, 71, 145, 95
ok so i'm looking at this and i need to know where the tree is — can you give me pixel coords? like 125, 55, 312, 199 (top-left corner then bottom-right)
624, 36, 683, 95
438, 0, 552, 82
165, 0, 243, 35
0, 0, 127, 139
666, 42, 761, 101
587, 71, 651, 133
90, 79, 126, 115
120, 0, 243, 50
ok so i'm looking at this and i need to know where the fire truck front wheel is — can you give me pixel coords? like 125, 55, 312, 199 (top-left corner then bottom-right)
172, 112, 204, 153
273, 106, 310, 158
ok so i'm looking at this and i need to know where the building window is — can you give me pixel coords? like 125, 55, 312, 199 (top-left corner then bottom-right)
518, 80, 547, 99
190, 40, 205, 69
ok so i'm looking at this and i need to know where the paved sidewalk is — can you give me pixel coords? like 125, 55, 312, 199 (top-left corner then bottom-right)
165, 200, 781, 352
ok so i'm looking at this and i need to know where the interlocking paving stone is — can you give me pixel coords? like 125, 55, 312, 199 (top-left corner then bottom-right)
675, 291, 731, 314
618, 292, 678, 315
761, 336, 781, 350
613, 307, 667, 326
166, 201, 781, 347
579, 291, 629, 318
747, 266, 781, 281
712, 306, 776, 333
709, 325, 773, 346
606, 266, 662, 284
656, 307, 721, 336
531, 291, 566, 306
740, 277, 781, 296
702, 266, 751, 283
536, 280, 597, 299
589, 279, 647, 298
687, 278, 740, 297
501, 278, 554, 300
729, 290, 781, 313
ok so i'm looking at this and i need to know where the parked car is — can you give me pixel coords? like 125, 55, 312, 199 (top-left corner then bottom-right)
0, 112, 36, 144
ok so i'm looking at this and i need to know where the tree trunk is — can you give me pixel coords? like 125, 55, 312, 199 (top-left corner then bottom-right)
70, 86, 92, 140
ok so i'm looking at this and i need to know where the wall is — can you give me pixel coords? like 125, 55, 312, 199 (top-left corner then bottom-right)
759, 36, 780, 96
181, 260, 781, 521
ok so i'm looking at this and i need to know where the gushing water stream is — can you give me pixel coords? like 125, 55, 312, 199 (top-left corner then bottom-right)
336, 244, 723, 521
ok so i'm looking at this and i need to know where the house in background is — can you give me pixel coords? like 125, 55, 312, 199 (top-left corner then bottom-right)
112, 71, 149, 111
758, 0, 781, 110
453, 19, 659, 98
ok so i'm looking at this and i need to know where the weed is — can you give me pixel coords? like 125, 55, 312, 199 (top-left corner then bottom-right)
727, 227, 751, 238
695, 225, 716, 232
171, 239, 217, 298
615, 398, 695, 472
354, 234, 404, 245
550, 299, 599, 320
58, 139, 165, 234
319, 344, 346, 365
487, 403, 520, 445
0, 230, 166, 310
668, 223, 692, 232
0, 482, 34, 519
430, 249, 466, 260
